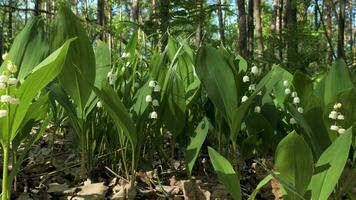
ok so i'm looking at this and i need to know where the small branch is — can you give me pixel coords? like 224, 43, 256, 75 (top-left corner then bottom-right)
0, 4, 54, 15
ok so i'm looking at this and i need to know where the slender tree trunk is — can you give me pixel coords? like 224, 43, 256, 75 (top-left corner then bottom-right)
8, 0, 13, 40
326, 0, 333, 62
337, 0, 346, 59
25, 0, 28, 23
278, 0, 283, 59
159, 0, 170, 50
97, 0, 105, 40
254, 0, 264, 57
132, 0, 140, 23
34, 0, 41, 16
247, 0, 254, 58
195, 0, 204, 48
348, 0, 353, 55
82, 0, 88, 20
236, 0, 248, 57
286, 0, 298, 68
217, 0, 225, 44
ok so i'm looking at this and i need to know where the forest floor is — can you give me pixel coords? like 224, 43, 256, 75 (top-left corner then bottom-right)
4, 125, 281, 200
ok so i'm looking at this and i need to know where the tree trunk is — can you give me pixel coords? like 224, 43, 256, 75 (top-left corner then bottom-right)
348, 0, 353, 55
217, 0, 225, 44
286, 0, 298, 68
8, 0, 13, 40
326, 0, 333, 62
337, 0, 346, 59
132, 0, 140, 23
97, 0, 105, 40
34, 0, 41, 16
82, 0, 88, 20
254, 0, 264, 57
247, 0, 254, 58
159, 0, 170, 50
236, 0, 248, 58
195, 0, 204, 48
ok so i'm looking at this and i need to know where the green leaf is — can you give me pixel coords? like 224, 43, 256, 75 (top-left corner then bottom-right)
310, 127, 352, 200
185, 118, 209, 176
50, 5, 96, 115
7, 38, 74, 141
93, 84, 137, 147
275, 132, 314, 200
248, 175, 273, 200
316, 59, 353, 106
195, 46, 238, 123
208, 146, 242, 200
2, 17, 49, 80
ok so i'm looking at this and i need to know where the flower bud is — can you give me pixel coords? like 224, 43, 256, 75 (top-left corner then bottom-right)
154, 85, 161, 92
328, 111, 337, 119
0, 75, 8, 83
0, 83, 5, 89
337, 114, 344, 120
289, 118, 296, 124
291, 92, 297, 98
297, 107, 303, 113
96, 101, 103, 108
2, 52, 9, 60
152, 99, 159, 106
7, 61, 17, 73
284, 88, 291, 95
8, 78, 18, 85
248, 84, 255, 91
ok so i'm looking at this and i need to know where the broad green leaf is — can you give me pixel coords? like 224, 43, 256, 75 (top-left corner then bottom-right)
310, 127, 352, 200
2, 17, 48, 80
185, 118, 209, 176
275, 132, 314, 200
196, 46, 238, 123
6, 38, 74, 141
316, 59, 353, 106
208, 146, 242, 200
50, 5, 96, 115
248, 175, 273, 200
93, 84, 137, 146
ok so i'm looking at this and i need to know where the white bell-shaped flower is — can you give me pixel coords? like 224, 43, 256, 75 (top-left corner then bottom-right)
150, 111, 158, 119
289, 118, 296, 124
8, 78, 18, 85
2, 52, 9, 60
337, 114, 344, 120
330, 125, 339, 131
293, 97, 300, 104
241, 95, 248, 103
338, 128, 346, 134
1, 95, 12, 103
0, 83, 6, 89
0, 109, 8, 118
152, 99, 159, 106
284, 88, 291, 95
283, 80, 289, 87
297, 107, 304, 113
0, 75, 8, 83
7, 61, 17, 73
248, 84, 255, 91
148, 80, 156, 88
154, 85, 161, 92
291, 92, 297, 98
328, 111, 338, 119
96, 101, 103, 108
145, 95, 152, 102
254, 106, 261, 113
251, 66, 259, 75
242, 75, 250, 83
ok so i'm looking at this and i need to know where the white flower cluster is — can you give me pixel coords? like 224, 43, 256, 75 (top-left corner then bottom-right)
328, 102, 345, 134
0, 53, 20, 118
242, 65, 263, 114
107, 69, 118, 85
283, 80, 304, 125
147, 80, 160, 119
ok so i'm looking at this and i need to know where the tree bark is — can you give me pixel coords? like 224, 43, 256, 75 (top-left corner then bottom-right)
34, 0, 41, 16
247, 0, 254, 58
326, 0, 333, 62
254, 0, 264, 57
159, 0, 170, 50
97, 0, 105, 40
286, 0, 298, 68
236, 0, 248, 58
217, 0, 225, 44
348, 0, 353, 54
8, 0, 13, 40
195, 0, 204, 48
337, 0, 346, 59
132, 0, 140, 23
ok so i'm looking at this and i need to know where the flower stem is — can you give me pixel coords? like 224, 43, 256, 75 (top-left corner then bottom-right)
2, 144, 10, 200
